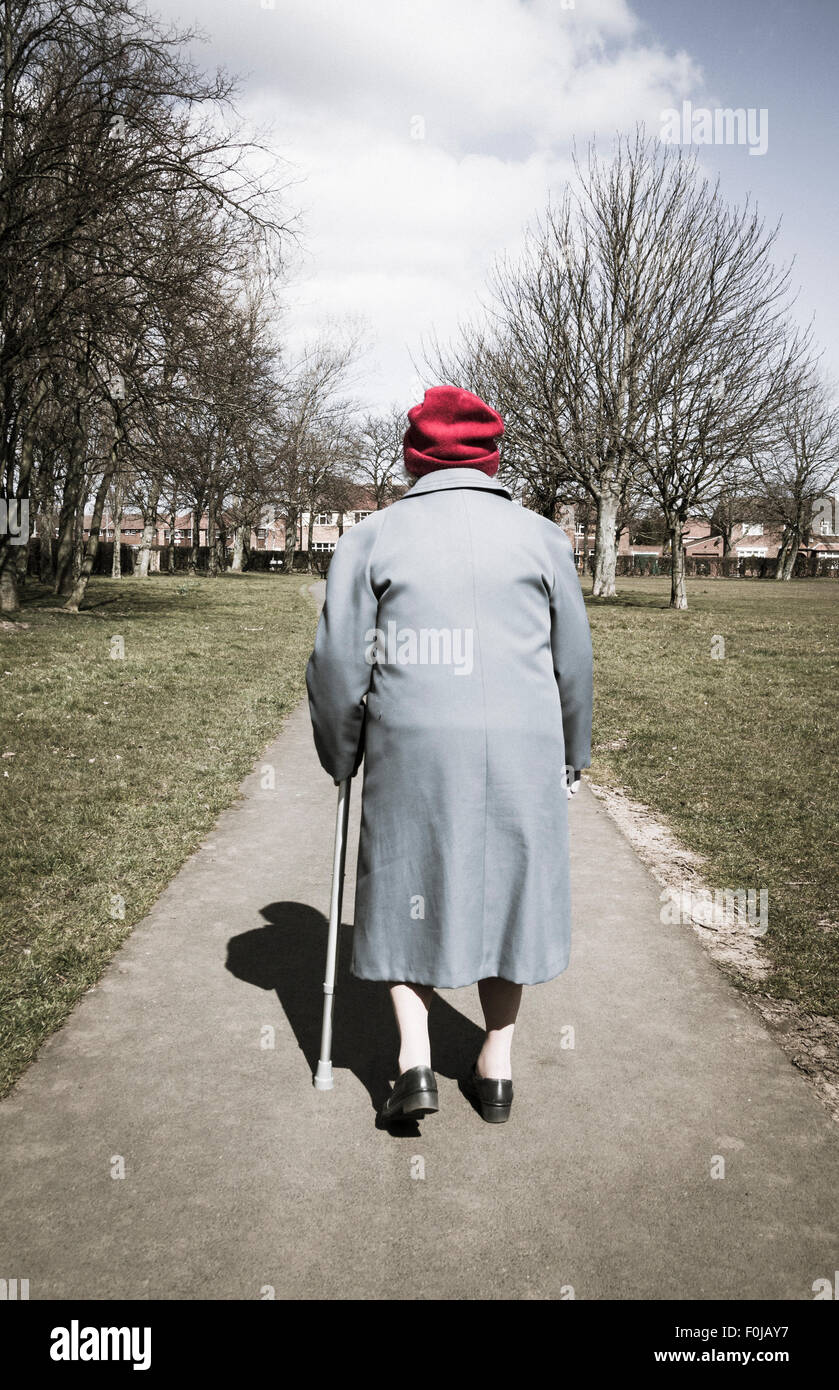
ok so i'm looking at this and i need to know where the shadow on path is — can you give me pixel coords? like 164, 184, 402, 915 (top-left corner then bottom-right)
226, 901, 484, 1124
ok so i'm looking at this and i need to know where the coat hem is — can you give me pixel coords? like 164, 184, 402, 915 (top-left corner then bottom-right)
350, 959, 570, 989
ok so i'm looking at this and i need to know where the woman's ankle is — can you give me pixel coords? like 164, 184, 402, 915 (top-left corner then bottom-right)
476, 1046, 512, 1080
398, 1049, 431, 1074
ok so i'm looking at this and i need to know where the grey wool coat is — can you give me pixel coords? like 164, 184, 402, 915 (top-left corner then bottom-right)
305, 466, 593, 988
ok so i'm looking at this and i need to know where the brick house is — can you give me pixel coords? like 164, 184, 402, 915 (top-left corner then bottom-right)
76, 486, 839, 567
556, 505, 667, 566
300, 485, 404, 553
563, 492, 839, 566
81, 484, 402, 553
682, 518, 781, 560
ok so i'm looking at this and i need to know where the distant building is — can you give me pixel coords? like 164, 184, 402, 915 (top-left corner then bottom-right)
563, 491, 839, 567
76, 484, 403, 554
682, 518, 779, 560
300, 485, 403, 553
57, 485, 839, 569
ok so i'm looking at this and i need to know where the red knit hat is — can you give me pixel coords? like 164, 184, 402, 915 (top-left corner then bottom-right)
403, 385, 504, 477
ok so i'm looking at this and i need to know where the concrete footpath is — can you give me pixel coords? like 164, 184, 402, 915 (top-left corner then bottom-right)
1, 586, 838, 1300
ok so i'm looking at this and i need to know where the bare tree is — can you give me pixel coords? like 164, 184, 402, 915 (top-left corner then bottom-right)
749, 368, 839, 580
697, 462, 765, 558
429, 133, 738, 594
354, 407, 405, 508
0, 0, 293, 611
427, 130, 809, 607
319, 470, 358, 538
271, 336, 360, 573
634, 185, 803, 606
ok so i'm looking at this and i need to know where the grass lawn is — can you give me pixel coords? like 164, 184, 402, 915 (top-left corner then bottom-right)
0, 573, 319, 1097
585, 576, 839, 1019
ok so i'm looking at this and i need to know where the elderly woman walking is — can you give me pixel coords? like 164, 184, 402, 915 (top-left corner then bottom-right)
306, 385, 593, 1125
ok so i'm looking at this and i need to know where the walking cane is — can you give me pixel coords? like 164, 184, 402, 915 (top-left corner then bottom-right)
313, 778, 352, 1090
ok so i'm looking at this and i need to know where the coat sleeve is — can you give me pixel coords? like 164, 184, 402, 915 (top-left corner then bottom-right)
548, 528, 593, 771
306, 521, 380, 783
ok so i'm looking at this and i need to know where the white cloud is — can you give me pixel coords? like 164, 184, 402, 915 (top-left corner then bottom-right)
149, 0, 704, 409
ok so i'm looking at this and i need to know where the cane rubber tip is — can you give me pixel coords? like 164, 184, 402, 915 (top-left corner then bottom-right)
314, 1062, 334, 1090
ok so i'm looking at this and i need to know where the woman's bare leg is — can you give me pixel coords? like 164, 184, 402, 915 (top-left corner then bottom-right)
389, 982, 434, 1073
476, 977, 523, 1080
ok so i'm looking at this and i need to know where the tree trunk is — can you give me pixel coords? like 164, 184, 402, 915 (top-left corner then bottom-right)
774, 532, 797, 580
63, 466, 113, 612
0, 561, 18, 612
0, 374, 49, 608
719, 522, 733, 558
231, 525, 246, 571
212, 498, 226, 574
0, 405, 39, 611
780, 538, 799, 581
53, 432, 84, 595
162, 490, 177, 574
111, 476, 123, 578
284, 506, 298, 573
72, 499, 85, 581
207, 494, 219, 576
669, 521, 688, 609
37, 512, 55, 583
207, 504, 216, 575
136, 482, 161, 578
216, 507, 227, 573
188, 498, 204, 574
592, 488, 620, 598
7, 404, 41, 605
306, 508, 315, 574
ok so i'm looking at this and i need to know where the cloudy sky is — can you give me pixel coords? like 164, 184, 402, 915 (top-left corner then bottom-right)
147, 0, 838, 411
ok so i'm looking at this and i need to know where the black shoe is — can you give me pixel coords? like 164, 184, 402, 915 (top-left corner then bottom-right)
463, 1062, 513, 1123
379, 1065, 439, 1124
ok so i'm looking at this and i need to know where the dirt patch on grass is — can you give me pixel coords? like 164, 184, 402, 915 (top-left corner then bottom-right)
750, 998, 839, 1120
588, 777, 839, 1126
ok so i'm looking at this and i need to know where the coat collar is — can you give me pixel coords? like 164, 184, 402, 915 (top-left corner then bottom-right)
398, 467, 513, 501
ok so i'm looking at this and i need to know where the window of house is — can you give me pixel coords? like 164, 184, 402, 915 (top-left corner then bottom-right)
742, 523, 763, 536
312, 541, 336, 552
315, 513, 331, 526
821, 521, 830, 534
353, 511, 370, 525
256, 527, 267, 540
574, 522, 586, 536
738, 547, 767, 558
